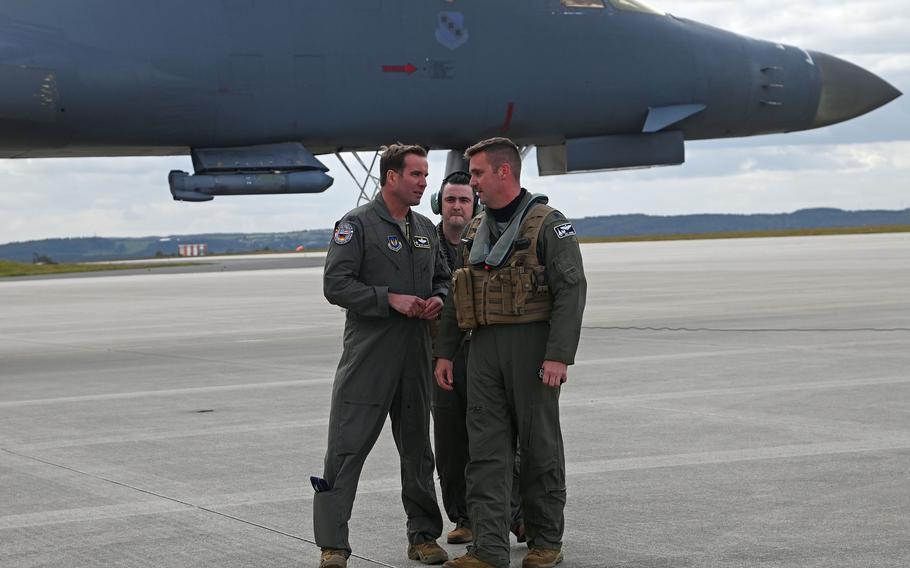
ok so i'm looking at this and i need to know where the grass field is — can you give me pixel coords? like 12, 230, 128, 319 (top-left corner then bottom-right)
577, 225, 910, 243
0, 260, 200, 278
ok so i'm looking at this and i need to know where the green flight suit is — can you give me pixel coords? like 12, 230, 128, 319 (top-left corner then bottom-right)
431, 225, 471, 528
431, 223, 524, 533
435, 191, 586, 568
314, 193, 450, 554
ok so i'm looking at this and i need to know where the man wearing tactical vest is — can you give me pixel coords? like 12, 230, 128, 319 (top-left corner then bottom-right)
434, 138, 587, 568
430, 172, 526, 548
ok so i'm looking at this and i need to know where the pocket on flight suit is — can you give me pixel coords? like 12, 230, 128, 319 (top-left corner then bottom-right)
526, 404, 563, 475
336, 399, 382, 456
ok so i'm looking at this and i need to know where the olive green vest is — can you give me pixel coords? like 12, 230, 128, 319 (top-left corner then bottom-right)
452, 204, 554, 329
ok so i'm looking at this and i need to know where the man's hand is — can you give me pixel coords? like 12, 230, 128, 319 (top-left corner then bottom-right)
388, 293, 425, 317
540, 360, 568, 388
418, 296, 444, 320
435, 358, 454, 391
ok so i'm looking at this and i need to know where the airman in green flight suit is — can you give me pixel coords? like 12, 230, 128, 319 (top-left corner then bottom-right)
314, 144, 451, 568
435, 138, 587, 568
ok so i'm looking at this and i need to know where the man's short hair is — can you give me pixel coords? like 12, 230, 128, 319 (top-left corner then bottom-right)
440, 171, 472, 196
464, 137, 521, 181
379, 143, 428, 186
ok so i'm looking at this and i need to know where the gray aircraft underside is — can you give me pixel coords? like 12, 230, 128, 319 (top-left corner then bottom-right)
0, 0, 901, 201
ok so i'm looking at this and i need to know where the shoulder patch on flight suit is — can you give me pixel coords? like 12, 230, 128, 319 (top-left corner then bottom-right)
333, 222, 354, 245
553, 223, 576, 239
387, 235, 403, 252
413, 235, 431, 249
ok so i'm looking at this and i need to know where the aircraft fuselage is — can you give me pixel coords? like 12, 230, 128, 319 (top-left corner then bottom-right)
0, 0, 899, 162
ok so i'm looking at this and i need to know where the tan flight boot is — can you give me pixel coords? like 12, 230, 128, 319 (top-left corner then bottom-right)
443, 553, 498, 568
408, 540, 449, 565
447, 523, 474, 544
318, 548, 348, 568
522, 547, 563, 568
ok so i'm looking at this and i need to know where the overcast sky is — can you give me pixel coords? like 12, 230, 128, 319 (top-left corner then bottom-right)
1, 0, 907, 244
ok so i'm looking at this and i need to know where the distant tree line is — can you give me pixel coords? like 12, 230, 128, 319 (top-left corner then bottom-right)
1, 208, 908, 264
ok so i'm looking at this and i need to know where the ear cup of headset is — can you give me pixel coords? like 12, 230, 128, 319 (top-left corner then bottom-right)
431, 191, 442, 215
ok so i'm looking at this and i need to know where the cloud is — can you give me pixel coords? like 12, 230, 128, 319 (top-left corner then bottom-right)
523, 141, 910, 217
661, 0, 908, 55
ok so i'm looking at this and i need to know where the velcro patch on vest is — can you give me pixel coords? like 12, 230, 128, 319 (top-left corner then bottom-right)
553, 223, 576, 239
387, 235, 403, 252
413, 235, 431, 249
333, 222, 354, 245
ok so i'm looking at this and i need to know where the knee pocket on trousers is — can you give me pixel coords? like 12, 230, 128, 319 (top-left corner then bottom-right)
524, 405, 563, 476
466, 404, 508, 453
336, 399, 381, 455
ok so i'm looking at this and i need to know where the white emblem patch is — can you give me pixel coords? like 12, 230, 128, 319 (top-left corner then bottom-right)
388, 235, 402, 253
413, 236, 431, 249
333, 222, 354, 245
553, 223, 576, 239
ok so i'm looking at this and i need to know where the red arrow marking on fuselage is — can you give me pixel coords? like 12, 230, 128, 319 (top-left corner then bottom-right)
382, 64, 417, 75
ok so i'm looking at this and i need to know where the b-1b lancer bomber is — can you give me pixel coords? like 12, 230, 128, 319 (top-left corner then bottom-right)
0, 0, 901, 201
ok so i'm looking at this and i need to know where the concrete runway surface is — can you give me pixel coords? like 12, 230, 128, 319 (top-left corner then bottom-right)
2, 234, 909, 568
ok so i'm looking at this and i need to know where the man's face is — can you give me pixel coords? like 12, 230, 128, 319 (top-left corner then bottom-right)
440, 183, 474, 230
469, 152, 505, 208
389, 153, 429, 206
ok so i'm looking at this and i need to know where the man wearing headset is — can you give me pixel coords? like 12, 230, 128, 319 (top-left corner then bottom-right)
431, 172, 525, 548
433, 172, 476, 275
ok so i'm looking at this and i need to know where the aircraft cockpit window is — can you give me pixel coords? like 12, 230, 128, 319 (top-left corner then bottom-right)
609, 0, 664, 14
561, 0, 606, 8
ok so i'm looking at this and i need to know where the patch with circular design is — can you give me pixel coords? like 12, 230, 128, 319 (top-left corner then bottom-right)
333, 222, 354, 245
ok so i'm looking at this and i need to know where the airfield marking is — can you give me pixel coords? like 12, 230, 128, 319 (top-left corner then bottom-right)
9, 417, 331, 451
560, 374, 910, 408
565, 437, 910, 476
4, 372, 907, 411
0, 501, 192, 531
584, 326, 910, 333
0, 378, 335, 408
6, 434, 910, 532
0, 448, 398, 567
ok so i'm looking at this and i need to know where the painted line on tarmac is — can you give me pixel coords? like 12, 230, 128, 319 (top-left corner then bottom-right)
0, 378, 335, 408
561, 374, 910, 407
0, 448, 397, 567
566, 437, 910, 475
11, 417, 331, 450
584, 326, 910, 332
0, 501, 192, 531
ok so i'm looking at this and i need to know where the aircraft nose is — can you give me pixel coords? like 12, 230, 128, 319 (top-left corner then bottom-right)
810, 50, 902, 128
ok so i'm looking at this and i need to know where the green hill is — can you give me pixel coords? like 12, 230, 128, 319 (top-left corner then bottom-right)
2, 208, 909, 264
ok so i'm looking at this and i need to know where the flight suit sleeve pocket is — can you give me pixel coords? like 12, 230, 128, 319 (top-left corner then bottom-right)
552, 253, 580, 286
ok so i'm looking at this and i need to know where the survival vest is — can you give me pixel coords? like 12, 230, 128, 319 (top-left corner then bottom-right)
452, 204, 555, 329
